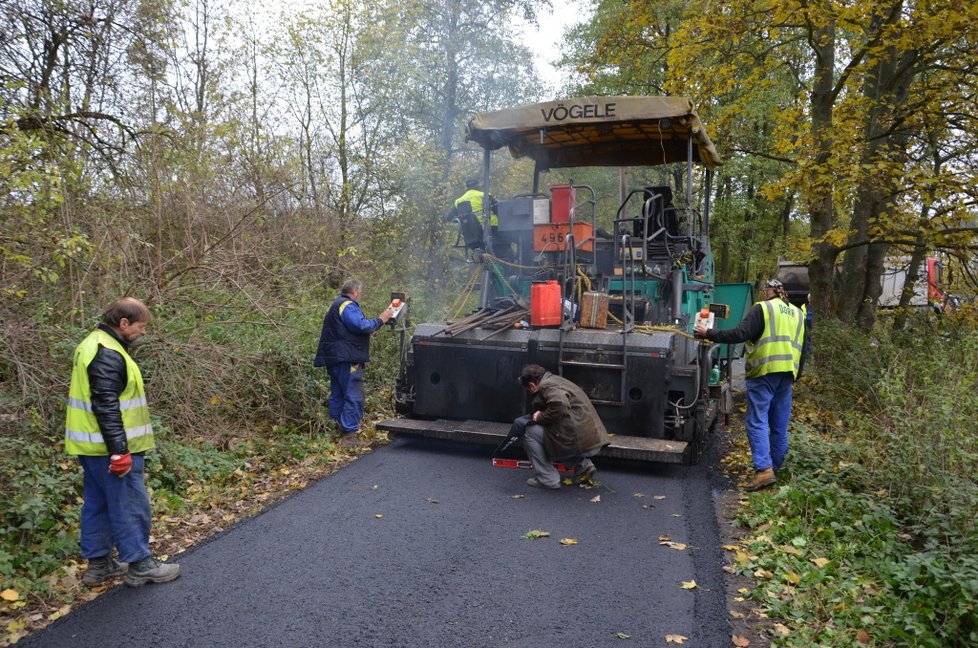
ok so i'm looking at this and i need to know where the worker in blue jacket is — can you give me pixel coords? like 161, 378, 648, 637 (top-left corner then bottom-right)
314, 278, 393, 449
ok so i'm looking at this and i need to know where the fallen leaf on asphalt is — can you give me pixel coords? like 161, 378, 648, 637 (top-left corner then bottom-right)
633, 492, 645, 498
665, 634, 688, 644
510, 494, 526, 499
590, 495, 601, 503
737, 588, 750, 594
660, 541, 687, 550
425, 497, 439, 504
733, 596, 744, 602
613, 632, 631, 639
773, 623, 790, 636
721, 545, 740, 551
731, 634, 750, 646
1, 589, 19, 602
653, 495, 666, 500
642, 504, 654, 510
559, 538, 578, 546
811, 556, 831, 568
722, 565, 736, 574
729, 610, 744, 619
659, 534, 671, 541
374, 514, 383, 519
681, 580, 697, 590
522, 529, 551, 540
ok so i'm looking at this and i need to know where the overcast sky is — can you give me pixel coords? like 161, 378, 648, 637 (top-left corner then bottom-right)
515, 0, 584, 93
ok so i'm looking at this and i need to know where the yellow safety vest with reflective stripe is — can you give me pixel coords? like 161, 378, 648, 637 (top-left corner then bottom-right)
65, 329, 155, 456
455, 189, 497, 227
744, 299, 804, 379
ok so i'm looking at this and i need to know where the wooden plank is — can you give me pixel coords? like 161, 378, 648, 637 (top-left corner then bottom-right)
376, 418, 689, 464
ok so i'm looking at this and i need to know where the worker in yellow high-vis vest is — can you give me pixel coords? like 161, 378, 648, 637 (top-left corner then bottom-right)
445, 178, 516, 262
66, 297, 180, 587
694, 279, 806, 492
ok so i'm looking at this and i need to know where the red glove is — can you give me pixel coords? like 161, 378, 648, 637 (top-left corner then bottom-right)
108, 453, 132, 477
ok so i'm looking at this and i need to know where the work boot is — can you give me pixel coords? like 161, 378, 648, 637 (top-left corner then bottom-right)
745, 468, 776, 492
124, 556, 181, 587
82, 555, 127, 585
339, 432, 366, 450
526, 477, 560, 490
575, 464, 597, 485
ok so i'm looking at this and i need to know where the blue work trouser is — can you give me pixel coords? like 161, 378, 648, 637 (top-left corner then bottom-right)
745, 372, 794, 472
327, 362, 365, 434
79, 454, 152, 564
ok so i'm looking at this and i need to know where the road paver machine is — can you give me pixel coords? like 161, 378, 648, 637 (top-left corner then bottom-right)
379, 96, 752, 465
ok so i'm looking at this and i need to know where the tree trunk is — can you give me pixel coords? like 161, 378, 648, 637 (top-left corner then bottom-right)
807, 18, 838, 318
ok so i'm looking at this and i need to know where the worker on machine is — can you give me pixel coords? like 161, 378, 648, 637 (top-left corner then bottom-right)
694, 279, 805, 491
449, 177, 495, 226
445, 178, 515, 262
512, 364, 610, 490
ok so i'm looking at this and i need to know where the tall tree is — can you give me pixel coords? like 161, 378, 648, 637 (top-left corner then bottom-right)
661, 0, 978, 327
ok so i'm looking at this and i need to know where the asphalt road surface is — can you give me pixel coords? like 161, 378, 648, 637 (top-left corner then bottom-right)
22, 436, 732, 648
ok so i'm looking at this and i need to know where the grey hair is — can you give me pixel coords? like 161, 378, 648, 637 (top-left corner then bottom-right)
340, 278, 363, 295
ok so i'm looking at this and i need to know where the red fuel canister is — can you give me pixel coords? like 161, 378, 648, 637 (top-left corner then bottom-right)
531, 280, 562, 327
550, 184, 576, 224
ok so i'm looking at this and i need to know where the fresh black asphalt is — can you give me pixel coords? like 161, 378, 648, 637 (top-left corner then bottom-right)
22, 435, 733, 647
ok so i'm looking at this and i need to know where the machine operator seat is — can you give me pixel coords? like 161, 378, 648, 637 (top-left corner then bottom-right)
452, 200, 485, 250
644, 186, 681, 238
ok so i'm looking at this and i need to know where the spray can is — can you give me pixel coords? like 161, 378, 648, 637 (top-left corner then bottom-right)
694, 307, 715, 330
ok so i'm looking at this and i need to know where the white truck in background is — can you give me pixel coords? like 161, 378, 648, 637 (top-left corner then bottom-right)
878, 257, 930, 307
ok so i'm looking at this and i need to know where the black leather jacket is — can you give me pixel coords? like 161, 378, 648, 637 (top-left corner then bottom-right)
88, 324, 131, 455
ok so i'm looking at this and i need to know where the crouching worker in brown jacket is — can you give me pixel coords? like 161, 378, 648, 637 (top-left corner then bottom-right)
514, 364, 610, 490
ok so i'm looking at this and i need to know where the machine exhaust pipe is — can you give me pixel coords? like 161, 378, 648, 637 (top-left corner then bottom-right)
672, 267, 683, 324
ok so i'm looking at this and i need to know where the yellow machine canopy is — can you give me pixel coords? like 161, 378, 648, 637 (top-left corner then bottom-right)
465, 96, 721, 170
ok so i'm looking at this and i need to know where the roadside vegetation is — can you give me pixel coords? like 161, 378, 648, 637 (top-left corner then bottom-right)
726, 314, 978, 647
0, 272, 414, 645
2, 0, 978, 646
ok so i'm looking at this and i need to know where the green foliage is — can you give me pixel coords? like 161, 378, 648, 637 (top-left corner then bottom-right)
735, 321, 978, 646
0, 273, 405, 601
0, 434, 81, 590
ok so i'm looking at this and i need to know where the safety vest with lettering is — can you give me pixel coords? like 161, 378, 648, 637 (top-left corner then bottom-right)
455, 189, 497, 227
744, 299, 804, 379
65, 329, 154, 456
